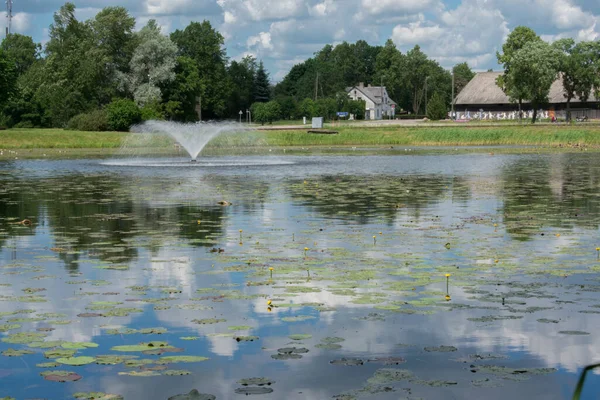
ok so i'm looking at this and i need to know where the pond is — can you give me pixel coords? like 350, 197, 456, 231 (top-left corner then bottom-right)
1, 149, 600, 399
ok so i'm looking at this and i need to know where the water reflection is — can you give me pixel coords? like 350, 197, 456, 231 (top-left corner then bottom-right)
1, 153, 600, 399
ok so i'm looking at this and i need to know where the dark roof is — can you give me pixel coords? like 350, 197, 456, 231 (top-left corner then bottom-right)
455, 71, 598, 105
347, 86, 397, 106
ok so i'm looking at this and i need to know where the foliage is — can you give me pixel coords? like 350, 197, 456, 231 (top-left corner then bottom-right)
252, 101, 281, 124
509, 41, 561, 123
0, 49, 17, 110
452, 62, 475, 95
66, 109, 108, 131
426, 93, 448, 121
120, 20, 177, 107
140, 102, 164, 121
496, 26, 542, 111
171, 21, 230, 119
162, 56, 201, 122
227, 56, 257, 117
553, 39, 600, 121
1, 34, 40, 75
253, 61, 271, 103
299, 98, 316, 118
106, 99, 141, 131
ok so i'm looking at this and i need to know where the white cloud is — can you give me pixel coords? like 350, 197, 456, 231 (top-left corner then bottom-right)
392, 22, 444, 46
247, 31, 273, 50
360, 0, 442, 16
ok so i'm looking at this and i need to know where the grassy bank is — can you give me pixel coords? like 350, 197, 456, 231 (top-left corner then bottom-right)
221, 125, 600, 147
2, 125, 600, 150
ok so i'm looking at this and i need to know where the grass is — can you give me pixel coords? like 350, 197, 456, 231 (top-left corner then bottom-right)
2, 125, 600, 152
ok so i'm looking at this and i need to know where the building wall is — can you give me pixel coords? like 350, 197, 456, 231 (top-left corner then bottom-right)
347, 86, 395, 120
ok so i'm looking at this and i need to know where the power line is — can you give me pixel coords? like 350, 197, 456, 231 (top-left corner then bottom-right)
5, 0, 13, 37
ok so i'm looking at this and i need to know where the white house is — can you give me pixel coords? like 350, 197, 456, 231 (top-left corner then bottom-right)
346, 83, 397, 120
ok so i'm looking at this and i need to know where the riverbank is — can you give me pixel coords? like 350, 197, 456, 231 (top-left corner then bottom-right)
2, 125, 600, 152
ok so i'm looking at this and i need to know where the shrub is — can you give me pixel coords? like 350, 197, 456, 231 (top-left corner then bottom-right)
426, 93, 448, 121
13, 121, 34, 129
66, 109, 108, 131
106, 99, 142, 131
252, 101, 281, 125
140, 101, 164, 121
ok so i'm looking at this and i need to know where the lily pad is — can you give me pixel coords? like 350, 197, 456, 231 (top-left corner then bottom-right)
234, 336, 259, 342
118, 371, 161, 377
424, 345, 457, 352
111, 342, 172, 352
228, 326, 252, 331
56, 356, 96, 366
558, 331, 590, 335
289, 334, 312, 340
44, 349, 77, 359
40, 370, 82, 382
157, 356, 210, 364
330, 358, 364, 366
167, 389, 216, 400
163, 370, 192, 376
192, 318, 226, 325
315, 343, 342, 350
2, 348, 34, 357
61, 342, 98, 350
234, 387, 274, 395
238, 377, 275, 386
281, 315, 316, 322
73, 393, 124, 400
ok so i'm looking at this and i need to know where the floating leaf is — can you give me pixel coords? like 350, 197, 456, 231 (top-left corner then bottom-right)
167, 389, 216, 400
157, 356, 209, 364
118, 371, 161, 377
73, 392, 124, 400
111, 342, 172, 352
61, 342, 98, 350
289, 334, 312, 340
56, 356, 96, 366
2, 348, 34, 357
163, 370, 192, 376
40, 370, 82, 382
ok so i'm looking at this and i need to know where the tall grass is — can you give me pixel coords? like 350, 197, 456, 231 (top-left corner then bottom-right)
2, 125, 600, 150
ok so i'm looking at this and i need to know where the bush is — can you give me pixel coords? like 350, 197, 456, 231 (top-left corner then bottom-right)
140, 101, 164, 121
13, 121, 35, 129
252, 101, 281, 125
66, 109, 108, 131
426, 93, 448, 121
106, 99, 142, 131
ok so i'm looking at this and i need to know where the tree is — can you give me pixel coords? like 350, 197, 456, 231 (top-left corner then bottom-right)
227, 56, 257, 117
0, 49, 17, 111
106, 99, 141, 131
162, 56, 202, 121
252, 100, 280, 124
426, 92, 447, 121
171, 21, 230, 118
452, 62, 475, 96
496, 26, 542, 119
553, 39, 600, 121
299, 98, 316, 118
254, 61, 271, 103
121, 20, 177, 107
510, 41, 561, 123
0, 34, 40, 75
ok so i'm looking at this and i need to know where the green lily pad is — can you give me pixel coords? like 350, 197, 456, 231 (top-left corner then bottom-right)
2, 332, 47, 344
157, 356, 210, 364
61, 342, 98, 350
118, 371, 161, 377
37, 362, 61, 368
163, 370, 192, 376
228, 326, 252, 331
0, 324, 21, 332
238, 377, 275, 386
56, 356, 96, 366
111, 342, 172, 352
289, 334, 312, 340
44, 349, 77, 359
180, 337, 200, 341
281, 315, 316, 322
73, 393, 124, 400
2, 348, 35, 357
167, 389, 216, 400
192, 318, 226, 325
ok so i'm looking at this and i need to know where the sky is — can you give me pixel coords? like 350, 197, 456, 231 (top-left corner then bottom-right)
1, 0, 599, 82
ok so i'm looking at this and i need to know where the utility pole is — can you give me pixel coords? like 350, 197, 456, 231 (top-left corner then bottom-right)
5, 0, 13, 37
451, 70, 455, 120
424, 76, 429, 115
381, 76, 384, 119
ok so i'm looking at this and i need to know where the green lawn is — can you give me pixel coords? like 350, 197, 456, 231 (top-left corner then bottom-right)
2, 125, 600, 151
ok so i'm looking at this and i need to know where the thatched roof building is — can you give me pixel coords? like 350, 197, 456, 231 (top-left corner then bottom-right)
455, 71, 598, 111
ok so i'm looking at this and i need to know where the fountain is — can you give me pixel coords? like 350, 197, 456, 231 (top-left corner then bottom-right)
131, 120, 243, 162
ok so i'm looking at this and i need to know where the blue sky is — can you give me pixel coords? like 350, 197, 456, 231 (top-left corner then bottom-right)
2, 0, 599, 82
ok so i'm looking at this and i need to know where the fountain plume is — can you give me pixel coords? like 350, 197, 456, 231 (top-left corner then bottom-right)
131, 121, 243, 161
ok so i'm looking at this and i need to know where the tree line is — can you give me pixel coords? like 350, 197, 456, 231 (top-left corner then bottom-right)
497, 26, 600, 123
0, 3, 272, 129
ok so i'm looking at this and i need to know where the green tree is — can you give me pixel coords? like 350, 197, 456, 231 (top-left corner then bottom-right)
254, 61, 271, 103
121, 20, 177, 107
252, 100, 280, 124
171, 21, 230, 118
510, 41, 561, 123
106, 98, 141, 131
496, 26, 542, 119
275, 96, 299, 120
426, 92, 448, 121
452, 62, 475, 96
403, 45, 451, 114
299, 98, 316, 118
162, 56, 201, 121
227, 56, 257, 117
374, 39, 405, 107
553, 39, 600, 121
0, 34, 40, 75
0, 48, 17, 111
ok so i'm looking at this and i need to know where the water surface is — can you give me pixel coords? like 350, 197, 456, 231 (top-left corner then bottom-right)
1, 151, 600, 399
